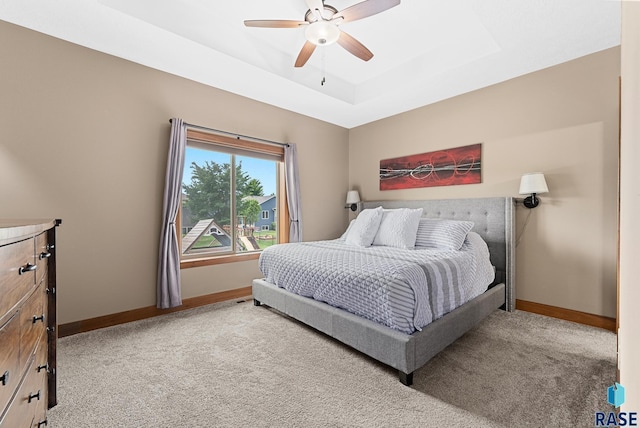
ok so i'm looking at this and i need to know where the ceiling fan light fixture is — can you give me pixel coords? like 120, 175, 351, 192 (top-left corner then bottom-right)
245, 0, 401, 67
305, 21, 340, 46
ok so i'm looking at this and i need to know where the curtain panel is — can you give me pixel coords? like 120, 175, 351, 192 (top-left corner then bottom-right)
157, 118, 186, 308
284, 143, 302, 242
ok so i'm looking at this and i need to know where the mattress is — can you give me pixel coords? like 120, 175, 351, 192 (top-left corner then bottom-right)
258, 232, 495, 334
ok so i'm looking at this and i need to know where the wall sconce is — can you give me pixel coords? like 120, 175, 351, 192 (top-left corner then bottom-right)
345, 190, 360, 211
519, 172, 549, 209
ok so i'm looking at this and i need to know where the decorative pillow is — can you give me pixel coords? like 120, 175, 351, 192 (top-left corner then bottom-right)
372, 208, 424, 249
345, 207, 384, 247
415, 218, 474, 250
338, 219, 356, 240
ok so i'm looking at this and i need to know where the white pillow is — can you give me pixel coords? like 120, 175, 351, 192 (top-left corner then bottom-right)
415, 218, 474, 250
338, 219, 355, 240
345, 207, 384, 247
372, 208, 424, 249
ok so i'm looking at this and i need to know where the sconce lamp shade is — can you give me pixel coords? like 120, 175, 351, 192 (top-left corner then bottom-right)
519, 173, 549, 195
346, 190, 360, 211
519, 173, 548, 209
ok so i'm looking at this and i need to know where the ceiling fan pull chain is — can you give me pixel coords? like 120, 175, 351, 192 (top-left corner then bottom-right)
321, 49, 327, 86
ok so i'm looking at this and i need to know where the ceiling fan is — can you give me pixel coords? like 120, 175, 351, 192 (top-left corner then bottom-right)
244, 0, 401, 67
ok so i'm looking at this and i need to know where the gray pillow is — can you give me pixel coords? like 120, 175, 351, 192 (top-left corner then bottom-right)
415, 218, 474, 250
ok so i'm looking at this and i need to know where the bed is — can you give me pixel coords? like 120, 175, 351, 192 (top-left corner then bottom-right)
252, 197, 515, 386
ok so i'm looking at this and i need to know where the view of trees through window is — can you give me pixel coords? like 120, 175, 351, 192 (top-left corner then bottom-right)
181, 144, 279, 257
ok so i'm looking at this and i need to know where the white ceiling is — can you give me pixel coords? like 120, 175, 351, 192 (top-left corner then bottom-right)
0, 0, 621, 128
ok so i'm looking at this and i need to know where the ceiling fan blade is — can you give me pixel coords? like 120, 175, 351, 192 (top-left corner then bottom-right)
244, 20, 307, 28
295, 41, 317, 67
305, 0, 325, 12
333, 0, 400, 23
305, 0, 325, 19
337, 31, 373, 62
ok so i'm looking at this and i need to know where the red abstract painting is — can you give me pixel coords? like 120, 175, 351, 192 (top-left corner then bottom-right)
380, 143, 482, 190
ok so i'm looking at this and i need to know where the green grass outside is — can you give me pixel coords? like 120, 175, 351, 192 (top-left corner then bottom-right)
186, 228, 278, 251
253, 230, 278, 250
192, 235, 221, 248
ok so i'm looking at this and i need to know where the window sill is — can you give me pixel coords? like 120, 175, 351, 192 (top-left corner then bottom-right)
180, 252, 260, 269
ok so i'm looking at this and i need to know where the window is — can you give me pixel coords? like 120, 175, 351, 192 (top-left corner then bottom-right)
261, 225, 270, 231
179, 129, 288, 267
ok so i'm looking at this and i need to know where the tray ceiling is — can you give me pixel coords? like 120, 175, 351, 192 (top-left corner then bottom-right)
0, 0, 621, 128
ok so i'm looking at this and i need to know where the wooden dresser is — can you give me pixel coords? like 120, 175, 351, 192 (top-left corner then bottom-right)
0, 220, 61, 427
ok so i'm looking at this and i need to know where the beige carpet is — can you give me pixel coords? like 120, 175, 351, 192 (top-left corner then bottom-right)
47, 300, 616, 427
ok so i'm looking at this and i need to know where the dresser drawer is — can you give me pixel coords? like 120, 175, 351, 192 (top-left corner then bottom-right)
0, 404, 34, 428
19, 284, 47, 370
0, 239, 36, 319
0, 349, 45, 428
0, 313, 20, 414
32, 335, 49, 428
34, 233, 49, 288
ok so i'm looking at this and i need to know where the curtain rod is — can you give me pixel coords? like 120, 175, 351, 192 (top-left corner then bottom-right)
169, 119, 289, 148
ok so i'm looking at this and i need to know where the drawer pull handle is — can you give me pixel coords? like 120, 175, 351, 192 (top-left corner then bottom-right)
39, 252, 52, 259
33, 314, 45, 324
0, 371, 8, 386
28, 390, 41, 403
46, 243, 55, 251
18, 263, 37, 275
37, 363, 49, 373
38, 420, 48, 427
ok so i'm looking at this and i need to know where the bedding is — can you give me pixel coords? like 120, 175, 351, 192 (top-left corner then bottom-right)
258, 231, 495, 334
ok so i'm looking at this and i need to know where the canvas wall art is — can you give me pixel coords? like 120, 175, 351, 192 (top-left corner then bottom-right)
380, 143, 481, 190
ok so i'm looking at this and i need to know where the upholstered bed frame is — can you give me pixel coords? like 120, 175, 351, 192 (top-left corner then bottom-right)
252, 197, 515, 386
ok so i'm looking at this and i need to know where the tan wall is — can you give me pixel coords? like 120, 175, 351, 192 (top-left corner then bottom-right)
619, 2, 640, 411
349, 48, 620, 318
0, 21, 349, 324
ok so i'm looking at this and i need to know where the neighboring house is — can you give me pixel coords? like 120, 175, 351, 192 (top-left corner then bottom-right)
244, 195, 277, 231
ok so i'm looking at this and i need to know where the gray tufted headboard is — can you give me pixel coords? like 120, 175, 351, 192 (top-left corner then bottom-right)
362, 197, 515, 311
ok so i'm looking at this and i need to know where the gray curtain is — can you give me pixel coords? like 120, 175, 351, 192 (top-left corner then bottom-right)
157, 118, 186, 308
284, 143, 302, 242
